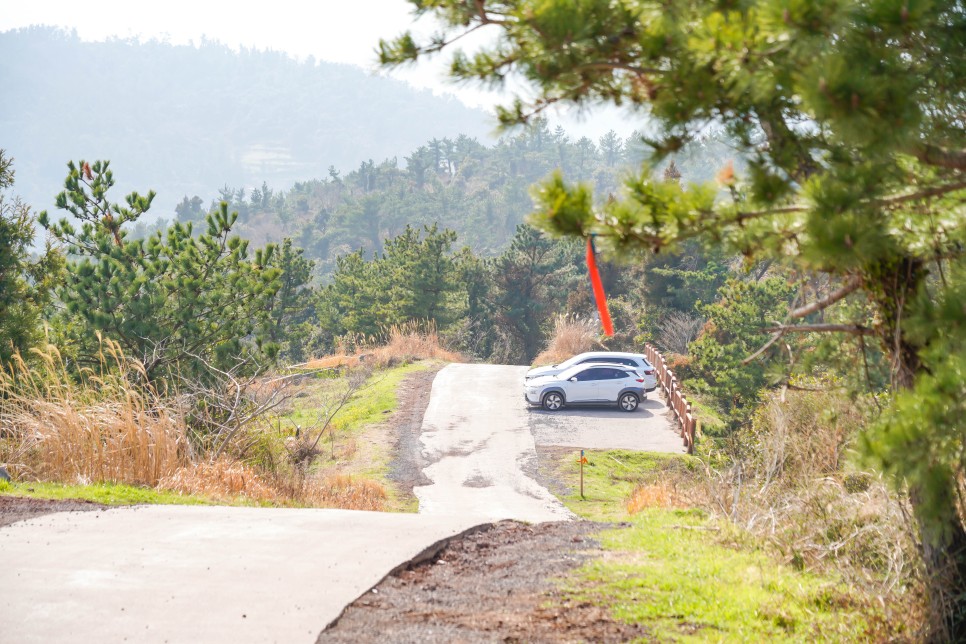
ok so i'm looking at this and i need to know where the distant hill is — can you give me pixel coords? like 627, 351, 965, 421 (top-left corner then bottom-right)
0, 27, 495, 214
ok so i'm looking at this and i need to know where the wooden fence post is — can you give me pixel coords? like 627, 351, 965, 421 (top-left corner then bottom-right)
645, 344, 698, 452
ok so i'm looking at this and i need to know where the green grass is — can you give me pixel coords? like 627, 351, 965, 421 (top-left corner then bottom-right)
689, 396, 727, 438
277, 361, 431, 510
0, 480, 217, 506
572, 509, 872, 642
564, 449, 699, 521
550, 449, 881, 641
282, 362, 427, 440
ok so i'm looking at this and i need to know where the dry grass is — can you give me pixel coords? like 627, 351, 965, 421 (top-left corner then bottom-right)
0, 343, 187, 486
301, 354, 360, 370
0, 342, 392, 510
159, 458, 279, 502
368, 322, 462, 367
626, 482, 686, 512
533, 315, 601, 366
304, 321, 462, 371
159, 455, 389, 510
692, 387, 920, 605
304, 474, 388, 511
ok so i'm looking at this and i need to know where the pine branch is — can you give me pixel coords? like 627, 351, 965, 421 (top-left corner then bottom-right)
741, 329, 785, 365
912, 144, 966, 171
875, 179, 966, 208
788, 277, 863, 319
763, 323, 874, 336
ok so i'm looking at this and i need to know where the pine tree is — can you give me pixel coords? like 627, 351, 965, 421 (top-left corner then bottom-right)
382, 1, 966, 634
490, 224, 578, 362
0, 151, 62, 364
39, 160, 283, 385
265, 238, 315, 361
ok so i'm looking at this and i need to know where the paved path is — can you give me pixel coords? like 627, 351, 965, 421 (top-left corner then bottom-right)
415, 364, 573, 523
528, 392, 686, 452
0, 506, 476, 644
414, 363, 683, 522
1, 361, 682, 643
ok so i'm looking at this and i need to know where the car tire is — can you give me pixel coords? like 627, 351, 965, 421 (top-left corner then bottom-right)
542, 391, 564, 411
618, 392, 639, 412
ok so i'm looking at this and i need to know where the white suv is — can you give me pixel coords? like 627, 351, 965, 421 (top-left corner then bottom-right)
526, 351, 658, 392
525, 363, 647, 412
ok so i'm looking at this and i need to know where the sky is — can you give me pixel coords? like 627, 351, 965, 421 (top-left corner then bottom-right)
0, 0, 639, 141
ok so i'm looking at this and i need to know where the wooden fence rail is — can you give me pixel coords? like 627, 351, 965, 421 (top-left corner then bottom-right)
644, 343, 697, 454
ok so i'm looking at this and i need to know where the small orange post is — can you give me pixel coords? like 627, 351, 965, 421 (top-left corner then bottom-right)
579, 449, 588, 499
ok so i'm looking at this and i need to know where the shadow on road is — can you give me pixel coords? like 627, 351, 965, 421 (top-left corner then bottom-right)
526, 404, 659, 419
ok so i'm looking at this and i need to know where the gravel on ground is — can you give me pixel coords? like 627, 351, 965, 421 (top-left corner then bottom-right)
319, 520, 651, 643
0, 495, 107, 528
387, 363, 443, 498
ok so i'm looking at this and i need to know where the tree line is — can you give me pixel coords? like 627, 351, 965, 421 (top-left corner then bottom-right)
166, 118, 734, 278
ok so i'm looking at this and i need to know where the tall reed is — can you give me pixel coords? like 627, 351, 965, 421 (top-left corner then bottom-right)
0, 340, 187, 486
533, 315, 600, 366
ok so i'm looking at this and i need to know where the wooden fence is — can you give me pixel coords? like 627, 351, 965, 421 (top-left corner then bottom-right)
643, 343, 698, 453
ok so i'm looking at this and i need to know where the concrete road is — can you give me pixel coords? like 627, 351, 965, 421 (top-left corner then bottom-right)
0, 506, 477, 644
414, 363, 683, 522
1, 361, 682, 643
415, 364, 573, 523
528, 393, 687, 453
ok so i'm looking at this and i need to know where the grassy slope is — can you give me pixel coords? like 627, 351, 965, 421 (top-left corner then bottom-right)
551, 449, 879, 642
1, 362, 430, 510
262, 361, 430, 511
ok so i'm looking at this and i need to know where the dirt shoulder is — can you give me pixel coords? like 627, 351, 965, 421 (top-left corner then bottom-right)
0, 495, 107, 528
385, 362, 442, 501
319, 519, 650, 643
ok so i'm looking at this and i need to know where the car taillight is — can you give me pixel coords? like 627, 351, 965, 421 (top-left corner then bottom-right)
644, 369, 654, 375
636, 378, 645, 383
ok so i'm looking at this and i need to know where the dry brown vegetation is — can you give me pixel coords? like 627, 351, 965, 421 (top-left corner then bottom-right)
0, 338, 398, 510
303, 321, 462, 371
624, 386, 922, 630
532, 315, 601, 366
726, 387, 917, 595
0, 343, 187, 486
625, 482, 686, 512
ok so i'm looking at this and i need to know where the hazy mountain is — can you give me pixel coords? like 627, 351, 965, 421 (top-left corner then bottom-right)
0, 27, 495, 215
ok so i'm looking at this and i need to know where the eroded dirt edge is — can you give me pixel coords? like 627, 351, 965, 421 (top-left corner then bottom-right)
318, 519, 650, 644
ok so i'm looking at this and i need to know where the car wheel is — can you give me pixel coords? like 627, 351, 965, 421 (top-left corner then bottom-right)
619, 392, 639, 412
542, 391, 564, 411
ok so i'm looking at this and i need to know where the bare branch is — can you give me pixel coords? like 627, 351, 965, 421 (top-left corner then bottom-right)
573, 61, 664, 76
733, 205, 808, 221
742, 330, 784, 365
763, 323, 875, 336
879, 179, 966, 208
788, 277, 863, 319
912, 144, 966, 171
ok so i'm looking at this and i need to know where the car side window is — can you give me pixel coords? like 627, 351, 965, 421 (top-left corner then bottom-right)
608, 369, 629, 379
577, 368, 607, 381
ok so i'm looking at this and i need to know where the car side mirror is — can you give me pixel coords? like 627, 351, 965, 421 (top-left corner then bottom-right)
569, 377, 578, 382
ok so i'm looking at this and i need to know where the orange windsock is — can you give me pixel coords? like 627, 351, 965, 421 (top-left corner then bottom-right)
586, 237, 614, 336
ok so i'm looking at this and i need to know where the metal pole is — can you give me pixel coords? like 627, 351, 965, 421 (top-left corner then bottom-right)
580, 449, 585, 499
